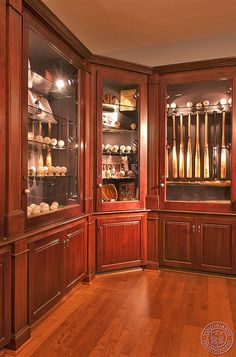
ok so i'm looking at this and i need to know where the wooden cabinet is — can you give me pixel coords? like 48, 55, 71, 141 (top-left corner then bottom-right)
29, 232, 63, 323
64, 223, 87, 292
158, 67, 236, 214
159, 214, 196, 269
159, 213, 236, 274
0, 246, 11, 350
96, 214, 146, 272
29, 221, 87, 323
95, 68, 147, 212
197, 217, 236, 274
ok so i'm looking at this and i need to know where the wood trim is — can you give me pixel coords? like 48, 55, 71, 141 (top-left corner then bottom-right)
23, 0, 91, 59
0, 0, 6, 239
5, 0, 25, 237
90, 54, 152, 74
146, 73, 159, 209
153, 57, 236, 74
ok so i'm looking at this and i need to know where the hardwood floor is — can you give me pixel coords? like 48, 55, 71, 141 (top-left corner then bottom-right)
1, 269, 236, 356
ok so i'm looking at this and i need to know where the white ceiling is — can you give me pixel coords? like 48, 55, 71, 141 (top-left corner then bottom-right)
42, 0, 236, 67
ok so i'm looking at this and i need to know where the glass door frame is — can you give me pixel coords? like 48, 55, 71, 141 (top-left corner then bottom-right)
22, 10, 85, 231
159, 67, 236, 213
96, 68, 147, 212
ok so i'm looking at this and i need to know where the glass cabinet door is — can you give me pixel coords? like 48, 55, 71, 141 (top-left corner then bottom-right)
26, 29, 79, 219
162, 77, 232, 209
97, 73, 144, 211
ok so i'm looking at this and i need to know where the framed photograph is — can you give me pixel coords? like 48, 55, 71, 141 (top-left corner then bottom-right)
120, 89, 137, 111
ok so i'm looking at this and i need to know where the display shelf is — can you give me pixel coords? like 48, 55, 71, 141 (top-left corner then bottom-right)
28, 140, 76, 151
102, 127, 138, 133
102, 151, 135, 156
102, 103, 137, 111
28, 105, 77, 125
103, 177, 135, 182
29, 69, 76, 99
166, 180, 231, 187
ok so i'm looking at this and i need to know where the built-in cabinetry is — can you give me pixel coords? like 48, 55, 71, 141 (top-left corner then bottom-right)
28, 220, 87, 323
0, 246, 11, 350
93, 68, 148, 272
159, 213, 236, 274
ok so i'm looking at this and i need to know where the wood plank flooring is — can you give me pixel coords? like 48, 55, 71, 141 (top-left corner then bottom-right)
1, 269, 236, 357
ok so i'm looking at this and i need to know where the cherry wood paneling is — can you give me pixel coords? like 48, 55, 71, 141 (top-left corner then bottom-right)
84, 215, 96, 283
0, 0, 6, 239
96, 214, 146, 272
64, 223, 87, 292
5, 0, 24, 237
0, 246, 11, 350
159, 214, 196, 268
146, 74, 159, 210
146, 213, 159, 270
28, 233, 63, 323
198, 217, 236, 274
9, 239, 30, 350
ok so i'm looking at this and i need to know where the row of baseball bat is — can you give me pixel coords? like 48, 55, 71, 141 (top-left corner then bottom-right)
166, 111, 229, 179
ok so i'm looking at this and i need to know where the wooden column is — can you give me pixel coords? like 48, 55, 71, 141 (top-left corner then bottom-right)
5, 0, 25, 238
146, 212, 159, 270
8, 238, 30, 350
0, 0, 6, 239
146, 73, 159, 209
84, 214, 96, 283
83, 61, 94, 215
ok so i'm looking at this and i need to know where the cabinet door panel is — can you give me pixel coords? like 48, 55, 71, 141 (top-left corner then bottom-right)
159, 215, 196, 268
0, 249, 11, 349
199, 219, 236, 273
29, 233, 63, 323
65, 223, 87, 292
97, 215, 145, 272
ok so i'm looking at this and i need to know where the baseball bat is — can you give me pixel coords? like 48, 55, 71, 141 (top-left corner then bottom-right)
203, 112, 210, 178
195, 112, 201, 178
186, 113, 192, 178
212, 111, 218, 180
220, 111, 227, 179
179, 114, 185, 178
37, 122, 44, 167
165, 140, 169, 178
172, 113, 178, 178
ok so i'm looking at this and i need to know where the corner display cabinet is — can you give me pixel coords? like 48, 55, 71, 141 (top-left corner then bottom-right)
22, 12, 84, 230
159, 67, 236, 213
96, 69, 147, 211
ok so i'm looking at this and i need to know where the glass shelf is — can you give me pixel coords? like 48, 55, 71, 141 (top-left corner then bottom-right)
102, 102, 137, 111
102, 127, 138, 133
28, 139, 76, 151
102, 151, 135, 156
28, 69, 76, 99
28, 105, 78, 125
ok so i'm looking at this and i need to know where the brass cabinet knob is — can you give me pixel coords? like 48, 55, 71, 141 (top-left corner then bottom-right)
160, 183, 165, 188
24, 188, 30, 195
97, 183, 102, 188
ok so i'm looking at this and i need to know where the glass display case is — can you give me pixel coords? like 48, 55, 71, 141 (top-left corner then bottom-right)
25, 28, 80, 219
160, 74, 234, 211
96, 71, 147, 211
